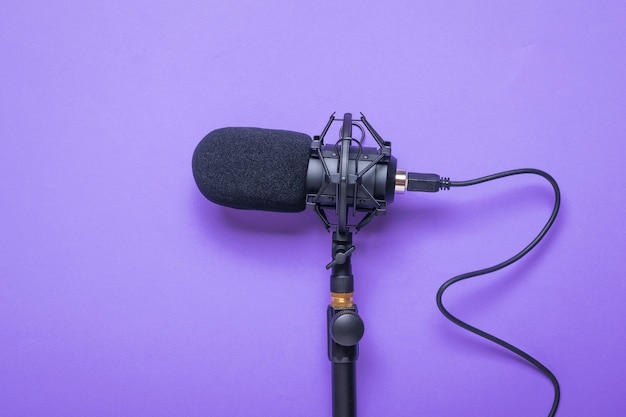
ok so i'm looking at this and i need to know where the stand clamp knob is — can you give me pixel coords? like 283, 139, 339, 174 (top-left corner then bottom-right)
325, 246, 355, 270
329, 310, 365, 346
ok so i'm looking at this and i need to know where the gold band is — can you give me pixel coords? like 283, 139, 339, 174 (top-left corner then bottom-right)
330, 292, 354, 308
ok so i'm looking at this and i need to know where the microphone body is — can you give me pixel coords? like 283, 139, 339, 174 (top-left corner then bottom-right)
306, 143, 397, 211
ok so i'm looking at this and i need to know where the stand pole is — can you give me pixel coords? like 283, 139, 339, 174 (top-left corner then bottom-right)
332, 363, 356, 416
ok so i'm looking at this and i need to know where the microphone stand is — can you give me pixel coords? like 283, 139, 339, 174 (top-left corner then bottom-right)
309, 112, 393, 417
325, 114, 364, 417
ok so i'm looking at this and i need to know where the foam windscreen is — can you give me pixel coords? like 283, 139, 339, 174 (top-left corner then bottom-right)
192, 127, 312, 212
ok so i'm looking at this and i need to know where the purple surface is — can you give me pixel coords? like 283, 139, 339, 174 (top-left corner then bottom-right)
1, 1, 625, 416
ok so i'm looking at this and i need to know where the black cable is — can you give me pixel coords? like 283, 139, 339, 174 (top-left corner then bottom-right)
437, 168, 561, 416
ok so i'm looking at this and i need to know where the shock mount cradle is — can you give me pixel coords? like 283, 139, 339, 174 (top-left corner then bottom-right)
306, 113, 398, 417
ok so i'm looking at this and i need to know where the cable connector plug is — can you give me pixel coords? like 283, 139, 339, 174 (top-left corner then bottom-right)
406, 172, 450, 192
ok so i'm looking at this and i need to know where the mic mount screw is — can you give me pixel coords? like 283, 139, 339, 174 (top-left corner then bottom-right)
326, 246, 355, 270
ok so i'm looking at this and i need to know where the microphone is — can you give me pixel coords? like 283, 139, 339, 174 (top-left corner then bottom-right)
190, 113, 562, 416
192, 113, 406, 230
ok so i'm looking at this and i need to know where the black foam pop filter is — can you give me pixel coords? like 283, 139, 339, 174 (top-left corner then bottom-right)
192, 127, 312, 212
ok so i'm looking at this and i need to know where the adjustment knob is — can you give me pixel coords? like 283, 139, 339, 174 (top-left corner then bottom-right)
329, 310, 365, 346
325, 246, 356, 270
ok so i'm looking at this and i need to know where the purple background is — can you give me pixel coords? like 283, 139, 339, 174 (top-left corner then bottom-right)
2, 1, 625, 416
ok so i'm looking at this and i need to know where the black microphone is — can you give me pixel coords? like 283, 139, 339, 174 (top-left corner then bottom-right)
191, 113, 562, 417
192, 114, 403, 229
